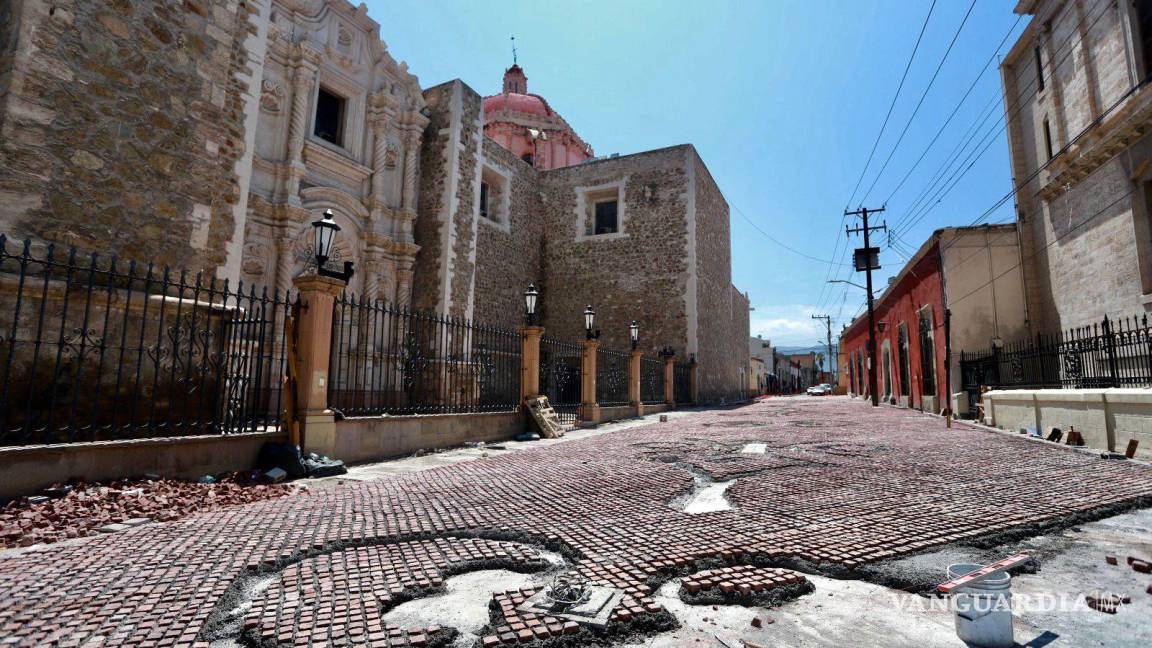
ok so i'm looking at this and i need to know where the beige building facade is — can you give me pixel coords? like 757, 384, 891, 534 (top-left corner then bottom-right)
1002, 0, 1152, 330
0, 0, 751, 402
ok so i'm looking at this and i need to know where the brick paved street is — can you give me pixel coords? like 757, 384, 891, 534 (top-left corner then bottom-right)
3, 397, 1152, 647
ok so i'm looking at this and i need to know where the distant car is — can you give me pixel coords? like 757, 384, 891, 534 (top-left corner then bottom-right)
806, 385, 828, 396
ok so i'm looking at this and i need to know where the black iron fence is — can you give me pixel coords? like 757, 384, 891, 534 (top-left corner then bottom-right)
328, 294, 521, 416
596, 347, 630, 407
640, 356, 665, 404
540, 336, 581, 424
674, 362, 692, 404
960, 315, 1152, 405
0, 236, 290, 446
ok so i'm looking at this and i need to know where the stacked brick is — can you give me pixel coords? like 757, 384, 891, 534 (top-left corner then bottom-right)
479, 586, 671, 647
679, 566, 813, 606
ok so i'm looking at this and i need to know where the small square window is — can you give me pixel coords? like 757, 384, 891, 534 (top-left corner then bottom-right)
594, 200, 618, 235
314, 87, 346, 146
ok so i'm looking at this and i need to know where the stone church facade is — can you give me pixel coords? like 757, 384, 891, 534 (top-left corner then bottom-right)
0, 0, 750, 402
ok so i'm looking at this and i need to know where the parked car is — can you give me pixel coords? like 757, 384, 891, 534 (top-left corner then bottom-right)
806, 385, 828, 396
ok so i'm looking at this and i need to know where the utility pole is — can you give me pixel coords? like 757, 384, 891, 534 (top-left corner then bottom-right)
845, 206, 886, 407
811, 314, 833, 385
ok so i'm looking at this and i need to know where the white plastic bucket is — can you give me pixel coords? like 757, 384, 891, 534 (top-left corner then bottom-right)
946, 563, 1014, 648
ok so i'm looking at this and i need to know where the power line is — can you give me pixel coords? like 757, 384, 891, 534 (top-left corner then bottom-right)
881, 14, 1023, 207
732, 205, 853, 267
859, 0, 978, 204
892, 0, 1117, 238
843, 0, 938, 210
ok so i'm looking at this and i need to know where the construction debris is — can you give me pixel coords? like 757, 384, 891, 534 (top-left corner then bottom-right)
525, 396, 565, 438
0, 475, 293, 548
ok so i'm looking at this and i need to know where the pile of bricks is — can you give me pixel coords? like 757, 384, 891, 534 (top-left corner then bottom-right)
679, 566, 812, 605
0, 476, 292, 548
479, 586, 670, 647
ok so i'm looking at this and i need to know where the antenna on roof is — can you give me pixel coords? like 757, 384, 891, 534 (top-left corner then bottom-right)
510, 35, 518, 65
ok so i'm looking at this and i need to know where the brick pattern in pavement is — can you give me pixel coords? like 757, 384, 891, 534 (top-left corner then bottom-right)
2, 398, 1152, 646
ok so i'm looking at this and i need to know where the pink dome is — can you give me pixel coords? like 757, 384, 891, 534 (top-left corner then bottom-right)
483, 92, 553, 117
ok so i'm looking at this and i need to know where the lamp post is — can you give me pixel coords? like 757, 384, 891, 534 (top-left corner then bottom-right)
311, 209, 354, 282
630, 320, 639, 350
524, 283, 539, 326
584, 305, 600, 340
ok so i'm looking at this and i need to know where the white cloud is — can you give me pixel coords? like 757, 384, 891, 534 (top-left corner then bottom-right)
749, 304, 825, 347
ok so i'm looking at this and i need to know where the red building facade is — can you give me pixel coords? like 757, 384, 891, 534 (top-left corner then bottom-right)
840, 241, 948, 413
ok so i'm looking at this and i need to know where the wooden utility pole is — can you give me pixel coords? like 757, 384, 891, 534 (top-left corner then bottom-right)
811, 314, 833, 385
845, 206, 886, 407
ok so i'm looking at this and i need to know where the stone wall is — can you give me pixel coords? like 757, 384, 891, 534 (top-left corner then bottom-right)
0, 0, 259, 272
472, 139, 543, 328
1002, 0, 1152, 330
412, 80, 486, 319
692, 150, 748, 402
539, 146, 692, 355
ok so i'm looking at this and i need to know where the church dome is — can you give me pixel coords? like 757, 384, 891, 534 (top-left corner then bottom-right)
483, 92, 553, 117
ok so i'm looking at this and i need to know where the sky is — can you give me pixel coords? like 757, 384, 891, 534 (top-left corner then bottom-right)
367, 0, 1028, 347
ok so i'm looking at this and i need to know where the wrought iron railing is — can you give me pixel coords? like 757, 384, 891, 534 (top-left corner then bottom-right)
960, 314, 1152, 398
596, 347, 630, 407
640, 356, 665, 404
540, 337, 582, 424
328, 294, 521, 416
674, 362, 692, 404
0, 236, 290, 446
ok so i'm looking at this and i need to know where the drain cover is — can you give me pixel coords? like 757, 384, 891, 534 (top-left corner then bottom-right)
517, 584, 625, 628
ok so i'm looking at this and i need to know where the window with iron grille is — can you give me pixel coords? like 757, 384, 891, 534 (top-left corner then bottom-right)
918, 308, 936, 396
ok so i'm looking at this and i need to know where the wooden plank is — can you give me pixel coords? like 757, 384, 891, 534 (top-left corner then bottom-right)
937, 554, 1030, 594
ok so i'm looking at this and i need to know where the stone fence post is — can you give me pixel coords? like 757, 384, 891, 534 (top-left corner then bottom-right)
291, 275, 345, 455
520, 326, 544, 401
629, 350, 642, 412
578, 339, 601, 426
663, 353, 676, 407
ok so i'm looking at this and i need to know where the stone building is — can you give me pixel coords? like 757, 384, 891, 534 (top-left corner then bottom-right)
1001, 0, 1152, 330
0, 0, 751, 402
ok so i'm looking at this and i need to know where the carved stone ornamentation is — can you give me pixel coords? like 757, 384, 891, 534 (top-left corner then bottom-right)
241, 242, 269, 276
260, 79, 284, 114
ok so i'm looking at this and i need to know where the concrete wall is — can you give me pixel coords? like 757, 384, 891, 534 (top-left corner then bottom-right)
0, 431, 284, 498
983, 388, 1152, 458
314, 411, 526, 465
942, 226, 1030, 393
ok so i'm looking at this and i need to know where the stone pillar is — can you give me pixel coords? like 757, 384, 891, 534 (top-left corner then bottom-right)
631, 350, 649, 401
664, 354, 676, 407
520, 326, 545, 401
285, 46, 320, 206
401, 129, 422, 213
396, 259, 414, 307
369, 119, 391, 209
629, 350, 642, 408
578, 339, 601, 426
291, 274, 346, 456
689, 358, 699, 405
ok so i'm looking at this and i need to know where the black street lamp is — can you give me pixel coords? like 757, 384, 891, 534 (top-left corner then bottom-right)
584, 305, 600, 340
659, 346, 675, 359
630, 320, 639, 350
524, 283, 539, 325
311, 209, 354, 282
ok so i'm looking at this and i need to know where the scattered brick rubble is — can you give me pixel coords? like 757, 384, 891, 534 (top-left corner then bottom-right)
678, 566, 814, 606
0, 475, 293, 548
479, 586, 675, 647
3, 399, 1152, 645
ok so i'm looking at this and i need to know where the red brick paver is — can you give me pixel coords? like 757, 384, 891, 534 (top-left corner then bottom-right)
2, 398, 1152, 646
